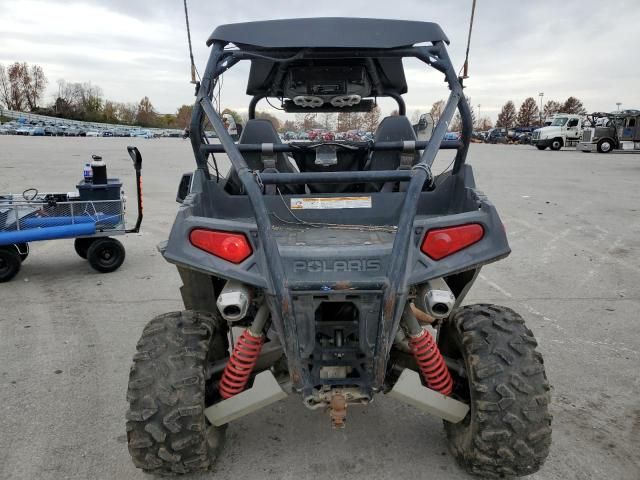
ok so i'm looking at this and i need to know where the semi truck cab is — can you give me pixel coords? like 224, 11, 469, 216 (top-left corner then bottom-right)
577, 110, 640, 153
531, 113, 583, 150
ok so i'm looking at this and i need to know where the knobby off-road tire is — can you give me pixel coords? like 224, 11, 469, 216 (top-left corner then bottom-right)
126, 310, 229, 475
439, 304, 552, 478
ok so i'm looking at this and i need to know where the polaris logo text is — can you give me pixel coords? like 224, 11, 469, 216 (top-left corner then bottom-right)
293, 259, 381, 273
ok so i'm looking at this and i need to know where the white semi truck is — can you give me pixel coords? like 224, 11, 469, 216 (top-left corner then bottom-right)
531, 113, 583, 150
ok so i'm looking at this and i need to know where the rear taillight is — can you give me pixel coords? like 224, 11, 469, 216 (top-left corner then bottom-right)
189, 229, 252, 264
421, 224, 484, 260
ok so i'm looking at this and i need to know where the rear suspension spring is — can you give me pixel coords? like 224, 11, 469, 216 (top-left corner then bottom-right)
218, 329, 265, 399
408, 328, 453, 396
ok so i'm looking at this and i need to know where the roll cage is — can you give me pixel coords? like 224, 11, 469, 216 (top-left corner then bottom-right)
187, 18, 474, 390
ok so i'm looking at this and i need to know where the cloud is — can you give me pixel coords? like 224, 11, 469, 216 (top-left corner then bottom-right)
0, 0, 638, 117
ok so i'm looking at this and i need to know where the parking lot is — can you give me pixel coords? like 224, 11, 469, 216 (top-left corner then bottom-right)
1, 136, 639, 479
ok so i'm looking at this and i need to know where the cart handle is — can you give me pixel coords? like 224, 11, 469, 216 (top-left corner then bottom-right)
126, 146, 143, 233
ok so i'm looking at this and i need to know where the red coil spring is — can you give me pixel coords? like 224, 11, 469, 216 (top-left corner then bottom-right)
219, 329, 265, 399
408, 328, 453, 396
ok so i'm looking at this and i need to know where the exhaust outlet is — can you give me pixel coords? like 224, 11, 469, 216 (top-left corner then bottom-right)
417, 278, 455, 319
216, 280, 251, 322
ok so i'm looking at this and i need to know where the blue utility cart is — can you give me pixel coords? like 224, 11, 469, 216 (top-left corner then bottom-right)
0, 147, 143, 282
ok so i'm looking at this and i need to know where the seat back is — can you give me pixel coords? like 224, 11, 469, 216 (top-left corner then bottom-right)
368, 116, 418, 170
365, 116, 418, 191
225, 119, 302, 194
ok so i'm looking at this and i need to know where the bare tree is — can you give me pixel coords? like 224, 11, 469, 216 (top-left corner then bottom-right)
542, 100, 562, 119
117, 103, 138, 124
429, 99, 445, 124
136, 96, 157, 126
255, 110, 281, 130
516, 97, 540, 127
1, 62, 29, 111
496, 101, 517, 128
561, 96, 587, 116
282, 119, 297, 132
24, 64, 47, 110
361, 105, 381, 132
318, 112, 337, 130
0, 62, 48, 111
102, 101, 119, 123
450, 97, 476, 131
176, 104, 193, 128
0, 64, 11, 108
296, 112, 319, 130
478, 117, 493, 130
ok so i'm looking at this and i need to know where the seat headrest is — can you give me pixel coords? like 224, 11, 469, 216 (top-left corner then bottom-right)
374, 116, 417, 142
239, 119, 282, 144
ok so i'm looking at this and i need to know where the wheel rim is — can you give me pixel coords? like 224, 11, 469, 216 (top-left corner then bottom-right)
601, 142, 611, 152
553, 141, 560, 149
97, 246, 118, 267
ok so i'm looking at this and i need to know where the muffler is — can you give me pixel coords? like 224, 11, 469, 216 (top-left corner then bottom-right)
417, 278, 455, 318
216, 280, 250, 322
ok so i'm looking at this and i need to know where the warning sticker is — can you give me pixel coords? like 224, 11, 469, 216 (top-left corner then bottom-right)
290, 196, 372, 210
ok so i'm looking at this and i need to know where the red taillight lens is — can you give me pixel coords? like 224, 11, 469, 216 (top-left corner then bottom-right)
190, 229, 252, 264
421, 224, 484, 260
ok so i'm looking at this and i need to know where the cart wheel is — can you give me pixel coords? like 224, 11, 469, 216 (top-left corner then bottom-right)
87, 237, 125, 273
15, 243, 29, 262
0, 246, 21, 283
74, 238, 96, 259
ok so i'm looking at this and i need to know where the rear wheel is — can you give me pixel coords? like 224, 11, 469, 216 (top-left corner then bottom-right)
126, 310, 229, 475
439, 304, 552, 477
536, 145, 547, 151
87, 237, 125, 273
550, 138, 563, 150
0, 246, 21, 282
597, 138, 613, 153
74, 238, 95, 259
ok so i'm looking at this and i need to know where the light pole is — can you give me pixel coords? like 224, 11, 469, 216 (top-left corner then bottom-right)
477, 104, 481, 129
616, 102, 622, 111
538, 92, 544, 125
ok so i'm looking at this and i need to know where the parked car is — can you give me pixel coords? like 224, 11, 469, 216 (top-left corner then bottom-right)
131, 129, 154, 139
321, 131, 335, 142
31, 127, 46, 136
444, 131, 461, 141
486, 128, 508, 144
16, 126, 32, 135
86, 130, 101, 137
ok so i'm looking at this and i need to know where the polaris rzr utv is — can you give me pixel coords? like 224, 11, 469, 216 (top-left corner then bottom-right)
126, 18, 551, 477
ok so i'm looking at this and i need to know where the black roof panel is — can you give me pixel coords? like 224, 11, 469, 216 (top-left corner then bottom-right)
207, 17, 449, 48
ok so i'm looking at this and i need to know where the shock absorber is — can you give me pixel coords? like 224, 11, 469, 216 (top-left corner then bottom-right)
403, 303, 453, 396
218, 304, 268, 399
408, 328, 453, 396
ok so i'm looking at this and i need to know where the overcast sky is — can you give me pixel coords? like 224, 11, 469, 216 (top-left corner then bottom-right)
1, 0, 639, 120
